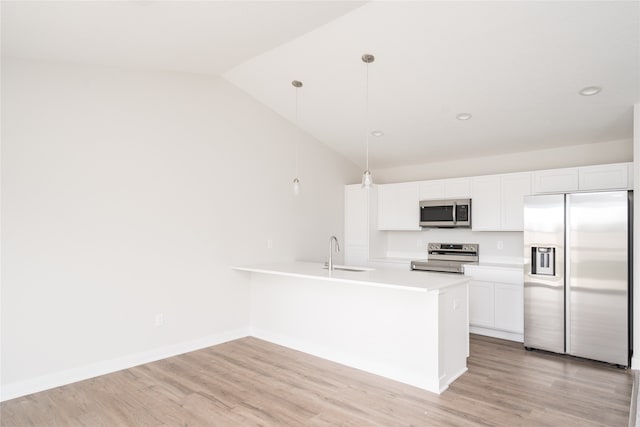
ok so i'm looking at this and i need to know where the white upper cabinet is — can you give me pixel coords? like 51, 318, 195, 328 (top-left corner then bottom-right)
533, 163, 632, 194
377, 182, 421, 231
533, 168, 579, 194
471, 175, 501, 231
344, 184, 369, 246
418, 178, 471, 201
500, 173, 532, 231
472, 173, 531, 231
418, 180, 445, 200
444, 178, 472, 198
578, 163, 629, 191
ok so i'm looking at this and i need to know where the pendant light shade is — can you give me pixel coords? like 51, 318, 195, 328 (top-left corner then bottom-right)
361, 170, 372, 187
361, 54, 375, 189
292, 80, 303, 195
292, 177, 300, 196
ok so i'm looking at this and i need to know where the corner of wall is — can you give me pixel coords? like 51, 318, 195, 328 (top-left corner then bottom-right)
633, 103, 639, 370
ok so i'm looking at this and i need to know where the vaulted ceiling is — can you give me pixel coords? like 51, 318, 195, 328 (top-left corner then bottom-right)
3, 1, 639, 170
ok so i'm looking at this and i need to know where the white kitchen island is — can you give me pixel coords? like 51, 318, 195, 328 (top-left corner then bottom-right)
233, 262, 469, 394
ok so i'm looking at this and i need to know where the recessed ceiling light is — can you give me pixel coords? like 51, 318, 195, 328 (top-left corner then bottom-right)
371, 130, 384, 137
579, 86, 602, 96
456, 113, 472, 121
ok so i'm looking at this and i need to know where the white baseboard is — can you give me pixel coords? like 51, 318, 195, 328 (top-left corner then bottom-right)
1, 328, 249, 402
632, 356, 640, 370
438, 366, 468, 394
470, 326, 524, 343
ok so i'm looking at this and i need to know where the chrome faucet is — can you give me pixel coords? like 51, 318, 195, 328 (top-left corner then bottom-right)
328, 235, 340, 271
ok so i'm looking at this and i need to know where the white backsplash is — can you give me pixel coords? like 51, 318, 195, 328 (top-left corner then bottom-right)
385, 229, 524, 264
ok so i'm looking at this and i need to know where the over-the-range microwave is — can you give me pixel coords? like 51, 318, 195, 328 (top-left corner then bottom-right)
419, 198, 471, 228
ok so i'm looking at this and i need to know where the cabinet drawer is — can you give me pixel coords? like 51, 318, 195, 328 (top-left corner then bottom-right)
464, 267, 523, 284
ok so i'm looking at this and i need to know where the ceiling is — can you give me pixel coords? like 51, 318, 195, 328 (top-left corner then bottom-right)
1, 1, 364, 75
3, 1, 639, 171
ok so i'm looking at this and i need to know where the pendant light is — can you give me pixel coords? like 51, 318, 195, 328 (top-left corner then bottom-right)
292, 80, 303, 196
361, 54, 375, 189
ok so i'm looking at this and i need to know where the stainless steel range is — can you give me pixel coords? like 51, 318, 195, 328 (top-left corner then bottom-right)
411, 243, 479, 273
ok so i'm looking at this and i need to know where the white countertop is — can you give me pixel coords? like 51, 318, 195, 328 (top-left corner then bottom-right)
232, 261, 469, 293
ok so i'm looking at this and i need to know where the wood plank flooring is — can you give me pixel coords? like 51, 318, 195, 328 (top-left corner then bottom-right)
1, 335, 632, 426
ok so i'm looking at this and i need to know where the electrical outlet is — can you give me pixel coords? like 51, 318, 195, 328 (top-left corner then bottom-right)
155, 313, 164, 327
267, 239, 274, 249
453, 299, 459, 310
497, 240, 504, 250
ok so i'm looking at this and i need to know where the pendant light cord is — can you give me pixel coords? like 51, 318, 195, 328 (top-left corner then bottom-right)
295, 85, 299, 178
365, 61, 370, 172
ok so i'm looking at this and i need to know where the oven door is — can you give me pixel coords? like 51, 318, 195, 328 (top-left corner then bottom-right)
419, 199, 471, 228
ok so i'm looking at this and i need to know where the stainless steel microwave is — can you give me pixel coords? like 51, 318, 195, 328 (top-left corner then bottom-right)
419, 199, 471, 228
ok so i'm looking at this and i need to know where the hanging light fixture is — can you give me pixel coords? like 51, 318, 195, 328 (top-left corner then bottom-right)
291, 80, 303, 196
361, 54, 375, 189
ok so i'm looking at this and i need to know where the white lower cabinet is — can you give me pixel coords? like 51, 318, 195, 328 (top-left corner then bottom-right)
493, 283, 524, 333
468, 281, 494, 328
465, 266, 524, 342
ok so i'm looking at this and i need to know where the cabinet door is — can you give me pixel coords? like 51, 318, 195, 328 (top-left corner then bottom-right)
469, 281, 494, 328
494, 284, 524, 333
377, 182, 420, 230
444, 178, 472, 198
471, 176, 501, 231
500, 172, 532, 231
344, 184, 369, 246
418, 180, 445, 200
533, 168, 579, 194
578, 163, 629, 191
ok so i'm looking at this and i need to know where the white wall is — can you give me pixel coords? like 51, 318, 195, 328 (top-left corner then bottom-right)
375, 139, 632, 184
633, 103, 639, 370
1, 58, 360, 398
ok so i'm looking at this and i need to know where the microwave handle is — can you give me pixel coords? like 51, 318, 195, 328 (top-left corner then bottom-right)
452, 202, 457, 224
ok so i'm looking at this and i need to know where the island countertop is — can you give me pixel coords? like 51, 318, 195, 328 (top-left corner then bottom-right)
232, 261, 469, 293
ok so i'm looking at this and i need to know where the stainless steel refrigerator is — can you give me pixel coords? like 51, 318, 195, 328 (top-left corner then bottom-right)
523, 191, 632, 366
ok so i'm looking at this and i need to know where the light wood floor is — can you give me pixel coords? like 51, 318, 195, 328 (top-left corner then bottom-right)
1, 335, 632, 426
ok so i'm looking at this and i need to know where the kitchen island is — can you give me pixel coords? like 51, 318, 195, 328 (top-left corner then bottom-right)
233, 262, 469, 394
